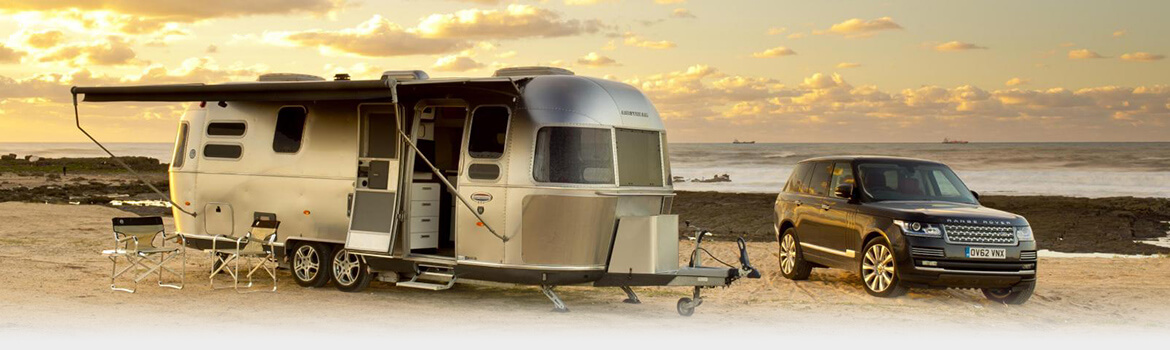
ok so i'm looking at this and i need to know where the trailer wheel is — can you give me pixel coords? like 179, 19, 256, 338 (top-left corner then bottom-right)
331, 248, 371, 292
676, 298, 695, 317
291, 242, 331, 288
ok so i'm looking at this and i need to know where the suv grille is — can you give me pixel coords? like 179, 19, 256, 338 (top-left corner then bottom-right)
942, 224, 1017, 246
1020, 251, 1037, 260
910, 247, 945, 258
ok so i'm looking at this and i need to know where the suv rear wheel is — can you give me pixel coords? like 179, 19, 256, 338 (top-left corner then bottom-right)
982, 282, 1034, 304
860, 237, 908, 297
779, 228, 812, 280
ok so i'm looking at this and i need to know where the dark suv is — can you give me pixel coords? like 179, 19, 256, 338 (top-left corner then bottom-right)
774, 156, 1036, 304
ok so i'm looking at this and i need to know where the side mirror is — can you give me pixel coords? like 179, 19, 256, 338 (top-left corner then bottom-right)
834, 184, 854, 199
970, 190, 980, 200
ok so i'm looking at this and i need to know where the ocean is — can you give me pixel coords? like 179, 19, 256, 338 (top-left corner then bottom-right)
4, 142, 1169, 198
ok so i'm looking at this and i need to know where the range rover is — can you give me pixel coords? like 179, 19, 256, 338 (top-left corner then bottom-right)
774, 156, 1036, 304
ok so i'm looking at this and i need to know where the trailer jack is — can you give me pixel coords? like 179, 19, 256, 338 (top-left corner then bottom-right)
542, 285, 569, 313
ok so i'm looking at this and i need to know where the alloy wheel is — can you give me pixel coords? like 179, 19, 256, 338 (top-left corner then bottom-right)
861, 243, 895, 293
333, 249, 362, 286
780, 234, 797, 274
293, 245, 320, 282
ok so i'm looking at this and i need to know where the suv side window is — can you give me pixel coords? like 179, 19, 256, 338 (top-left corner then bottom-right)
807, 162, 833, 197
829, 162, 855, 198
784, 163, 813, 193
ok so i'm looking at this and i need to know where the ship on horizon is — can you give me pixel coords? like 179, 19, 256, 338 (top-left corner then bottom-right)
943, 137, 970, 144
732, 139, 756, 144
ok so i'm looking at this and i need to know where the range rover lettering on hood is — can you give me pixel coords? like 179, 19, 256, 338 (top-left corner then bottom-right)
944, 218, 1013, 226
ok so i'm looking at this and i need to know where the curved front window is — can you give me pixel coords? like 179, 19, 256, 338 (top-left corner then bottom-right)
533, 127, 615, 185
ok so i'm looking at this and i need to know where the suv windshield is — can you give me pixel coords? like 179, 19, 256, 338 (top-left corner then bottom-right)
857, 161, 977, 204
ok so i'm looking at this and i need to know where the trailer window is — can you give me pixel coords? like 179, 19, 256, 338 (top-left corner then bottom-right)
172, 123, 189, 168
533, 127, 614, 184
203, 144, 242, 159
468, 106, 509, 159
273, 107, 307, 153
615, 128, 664, 187
207, 122, 246, 137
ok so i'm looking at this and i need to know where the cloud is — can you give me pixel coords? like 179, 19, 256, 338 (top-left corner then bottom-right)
767, 27, 786, 35
1120, 52, 1165, 62
0, 45, 25, 63
1068, 49, 1106, 59
1005, 77, 1029, 87
416, 5, 606, 39
268, 15, 469, 57
1113, 30, 1126, 38
36, 36, 137, 66
751, 46, 796, 58
24, 30, 66, 49
836, 62, 861, 69
565, 0, 617, 5
432, 55, 486, 72
621, 66, 1170, 142
786, 32, 806, 39
933, 41, 988, 52
577, 52, 619, 67
654, 0, 685, 4
0, 0, 346, 21
623, 33, 676, 49
816, 17, 902, 38
671, 8, 696, 19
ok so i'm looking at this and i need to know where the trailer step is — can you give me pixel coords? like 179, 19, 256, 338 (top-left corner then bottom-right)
396, 280, 454, 291
419, 271, 454, 280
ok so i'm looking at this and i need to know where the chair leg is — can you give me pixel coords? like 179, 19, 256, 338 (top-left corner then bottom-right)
110, 254, 141, 293
210, 252, 238, 290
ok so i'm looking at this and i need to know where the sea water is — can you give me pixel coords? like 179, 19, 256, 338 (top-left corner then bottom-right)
4, 142, 1169, 198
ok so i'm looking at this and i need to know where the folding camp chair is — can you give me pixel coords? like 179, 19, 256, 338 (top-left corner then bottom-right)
209, 219, 280, 293
103, 217, 186, 293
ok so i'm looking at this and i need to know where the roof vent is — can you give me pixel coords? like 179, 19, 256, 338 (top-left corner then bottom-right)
257, 73, 326, 82
382, 70, 430, 81
493, 66, 575, 77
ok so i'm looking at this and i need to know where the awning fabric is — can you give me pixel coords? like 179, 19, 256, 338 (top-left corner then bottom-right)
72, 79, 395, 102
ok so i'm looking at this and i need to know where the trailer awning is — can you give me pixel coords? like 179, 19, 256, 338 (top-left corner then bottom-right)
72, 79, 395, 102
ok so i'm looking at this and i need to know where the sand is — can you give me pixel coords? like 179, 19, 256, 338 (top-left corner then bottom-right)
1, 202, 1168, 339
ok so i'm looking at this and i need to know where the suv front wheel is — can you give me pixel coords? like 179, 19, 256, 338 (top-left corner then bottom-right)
982, 282, 1034, 304
860, 237, 908, 297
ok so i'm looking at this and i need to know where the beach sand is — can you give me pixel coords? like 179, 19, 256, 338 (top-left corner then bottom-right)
1, 202, 1168, 337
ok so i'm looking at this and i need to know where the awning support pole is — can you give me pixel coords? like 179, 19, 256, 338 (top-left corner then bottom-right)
396, 128, 507, 242
71, 90, 198, 217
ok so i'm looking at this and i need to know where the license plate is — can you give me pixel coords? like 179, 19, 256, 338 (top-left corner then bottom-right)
966, 247, 1007, 259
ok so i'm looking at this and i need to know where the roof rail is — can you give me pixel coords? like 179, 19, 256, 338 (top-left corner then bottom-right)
493, 66, 575, 77
382, 70, 430, 81
257, 73, 325, 82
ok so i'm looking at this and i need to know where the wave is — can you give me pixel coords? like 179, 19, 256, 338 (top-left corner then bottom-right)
762, 151, 798, 159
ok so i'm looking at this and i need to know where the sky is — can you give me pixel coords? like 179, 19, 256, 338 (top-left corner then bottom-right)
0, 0, 1167, 143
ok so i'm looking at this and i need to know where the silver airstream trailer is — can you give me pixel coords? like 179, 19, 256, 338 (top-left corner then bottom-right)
71, 67, 757, 315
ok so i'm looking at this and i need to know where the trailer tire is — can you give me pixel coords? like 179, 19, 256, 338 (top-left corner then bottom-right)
290, 242, 332, 288
331, 248, 371, 292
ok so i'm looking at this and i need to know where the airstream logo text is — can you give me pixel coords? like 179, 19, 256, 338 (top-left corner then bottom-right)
944, 218, 1012, 226
621, 110, 649, 118
471, 193, 493, 203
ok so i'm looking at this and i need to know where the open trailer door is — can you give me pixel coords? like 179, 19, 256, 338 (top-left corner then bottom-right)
345, 103, 404, 253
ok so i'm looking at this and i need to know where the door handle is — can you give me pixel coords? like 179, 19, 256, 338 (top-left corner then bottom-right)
820, 204, 831, 210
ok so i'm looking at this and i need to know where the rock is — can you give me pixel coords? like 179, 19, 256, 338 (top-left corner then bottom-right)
1, 153, 15, 160
691, 174, 732, 183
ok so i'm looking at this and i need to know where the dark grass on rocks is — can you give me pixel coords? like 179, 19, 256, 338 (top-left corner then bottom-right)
673, 191, 1170, 255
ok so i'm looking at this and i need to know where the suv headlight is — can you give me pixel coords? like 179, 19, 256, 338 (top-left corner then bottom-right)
1016, 226, 1034, 242
894, 220, 942, 238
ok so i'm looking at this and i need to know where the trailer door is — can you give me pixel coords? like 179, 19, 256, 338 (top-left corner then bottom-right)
346, 104, 402, 253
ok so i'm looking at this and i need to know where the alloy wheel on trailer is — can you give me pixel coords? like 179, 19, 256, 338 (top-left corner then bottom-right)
861, 243, 895, 293
780, 234, 797, 274
331, 248, 371, 292
291, 243, 331, 288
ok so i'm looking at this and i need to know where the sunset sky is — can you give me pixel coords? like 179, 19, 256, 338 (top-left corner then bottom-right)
0, 0, 1167, 143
